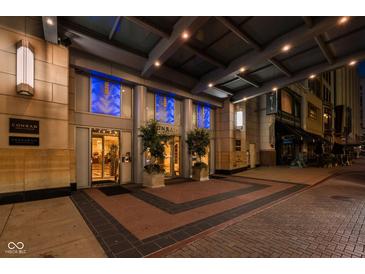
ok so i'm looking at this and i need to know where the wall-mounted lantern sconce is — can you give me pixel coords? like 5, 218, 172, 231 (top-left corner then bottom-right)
16, 40, 34, 96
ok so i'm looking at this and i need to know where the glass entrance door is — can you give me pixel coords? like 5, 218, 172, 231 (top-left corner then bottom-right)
91, 128, 120, 183
162, 136, 180, 177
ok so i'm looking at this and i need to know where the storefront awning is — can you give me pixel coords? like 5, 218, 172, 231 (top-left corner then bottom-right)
276, 121, 329, 143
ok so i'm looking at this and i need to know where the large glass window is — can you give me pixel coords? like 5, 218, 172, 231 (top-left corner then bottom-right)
324, 107, 332, 130
197, 104, 211, 129
308, 103, 319, 120
155, 93, 175, 124
281, 90, 293, 114
91, 76, 121, 116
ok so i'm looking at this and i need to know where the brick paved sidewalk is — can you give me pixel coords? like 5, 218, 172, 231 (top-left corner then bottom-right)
235, 165, 340, 185
166, 160, 365, 258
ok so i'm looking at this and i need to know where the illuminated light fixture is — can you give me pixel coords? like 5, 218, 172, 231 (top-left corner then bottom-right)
281, 44, 291, 52
122, 89, 126, 93
243, 97, 247, 101
272, 86, 278, 91
181, 30, 189, 40
348, 60, 357, 66
309, 74, 316, 79
154, 60, 161, 67
239, 67, 246, 73
46, 17, 54, 26
208, 83, 213, 88
16, 40, 34, 96
338, 16, 349, 25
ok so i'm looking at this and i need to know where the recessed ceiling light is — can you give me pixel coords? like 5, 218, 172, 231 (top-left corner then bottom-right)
208, 83, 213, 88
181, 31, 189, 40
272, 86, 278, 91
239, 67, 246, 73
282, 44, 291, 52
154, 60, 161, 67
338, 16, 350, 25
349, 60, 357, 66
46, 18, 54, 26
309, 74, 316, 79
243, 97, 247, 101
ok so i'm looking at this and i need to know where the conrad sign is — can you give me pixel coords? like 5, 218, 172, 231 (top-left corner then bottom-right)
9, 118, 39, 134
157, 124, 179, 136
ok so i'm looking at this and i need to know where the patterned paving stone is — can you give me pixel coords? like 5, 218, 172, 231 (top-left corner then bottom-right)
166, 167, 365, 258
71, 177, 306, 257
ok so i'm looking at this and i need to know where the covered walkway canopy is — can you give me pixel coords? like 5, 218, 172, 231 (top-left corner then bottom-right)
39, 16, 365, 103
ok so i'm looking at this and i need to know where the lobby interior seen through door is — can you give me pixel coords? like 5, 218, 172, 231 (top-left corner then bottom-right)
161, 136, 180, 177
91, 128, 120, 184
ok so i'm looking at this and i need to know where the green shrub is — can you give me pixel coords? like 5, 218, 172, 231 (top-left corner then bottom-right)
186, 128, 210, 169
139, 120, 169, 174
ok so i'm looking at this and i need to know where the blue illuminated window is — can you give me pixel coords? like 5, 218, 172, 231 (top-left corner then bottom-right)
197, 104, 211, 129
155, 93, 174, 124
91, 76, 121, 116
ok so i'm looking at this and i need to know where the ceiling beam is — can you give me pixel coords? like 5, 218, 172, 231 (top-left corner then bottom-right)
231, 49, 365, 103
213, 86, 233, 96
184, 45, 226, 68
267, 58, 292, 77
314, 35, 335, 64
125, 16, 225, 69
191, 16, 341, 95
125, 16, 170, 38
236, 74, 261, 88
59, 19, 199, 89
302, 16, 313, 28
302, 17, 335, 65
109, 16, 121, 40
215, 16, 261, 51
42, 16, 58, 44
142, 16, 211, 77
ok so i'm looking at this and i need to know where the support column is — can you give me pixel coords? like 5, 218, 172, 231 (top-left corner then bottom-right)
182, 98, 193, 178
133, 85, 147, 184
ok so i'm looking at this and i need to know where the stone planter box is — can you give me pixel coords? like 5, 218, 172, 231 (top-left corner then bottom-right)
143, 172, 165, 188
192, 166, 209, 181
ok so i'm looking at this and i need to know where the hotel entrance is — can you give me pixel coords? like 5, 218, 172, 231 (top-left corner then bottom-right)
91, 128, 120, 184
161, 136, 181, 177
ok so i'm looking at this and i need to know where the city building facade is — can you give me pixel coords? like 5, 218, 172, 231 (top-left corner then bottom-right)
0, 16, 363, 202
0, 17, 219, 200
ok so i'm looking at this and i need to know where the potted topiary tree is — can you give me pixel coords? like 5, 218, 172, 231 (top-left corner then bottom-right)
139, 119, 169, 188
186, 128, 210, 181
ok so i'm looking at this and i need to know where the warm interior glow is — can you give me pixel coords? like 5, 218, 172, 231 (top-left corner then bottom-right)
281, 44, 291, 52
154, 60, 161, 67
243, 97, 247, 101
208, 83, 213, 88
239, 67, 246, 73
272, 86, 278, 91
309, 74, 316, 79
